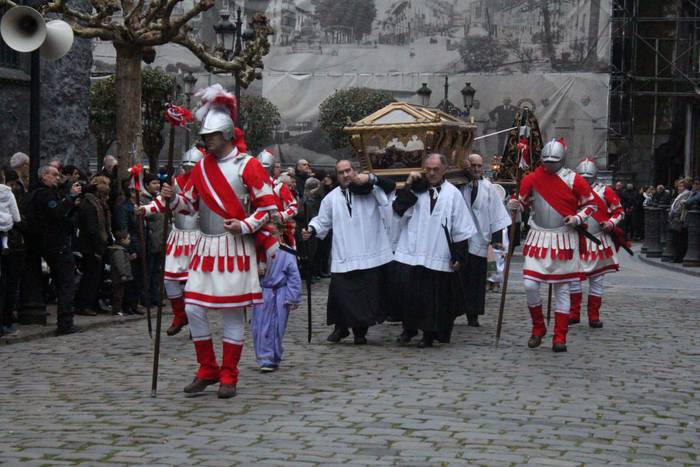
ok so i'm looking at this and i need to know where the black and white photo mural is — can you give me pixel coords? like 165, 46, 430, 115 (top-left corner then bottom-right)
262, 0, 612, 167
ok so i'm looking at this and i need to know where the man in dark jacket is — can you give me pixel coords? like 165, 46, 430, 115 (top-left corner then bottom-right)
75, 181, 111, 315
140, 173, 164, 306
25, 165, 82, 335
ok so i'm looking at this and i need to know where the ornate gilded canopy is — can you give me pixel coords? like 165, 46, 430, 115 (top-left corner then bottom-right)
343, 102, 476, 185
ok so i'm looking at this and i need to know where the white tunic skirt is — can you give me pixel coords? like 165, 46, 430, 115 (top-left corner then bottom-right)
522, 225, 585, 284
183, 232, 263, 310
580, 231, 619, 278
164, 227, 200, 282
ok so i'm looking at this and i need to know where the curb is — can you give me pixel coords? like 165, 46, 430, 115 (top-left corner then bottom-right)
0, 312, 171, 346
638, 254, 700, 278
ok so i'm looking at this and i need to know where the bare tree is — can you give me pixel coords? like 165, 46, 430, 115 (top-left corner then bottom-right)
1, 0, 272, 179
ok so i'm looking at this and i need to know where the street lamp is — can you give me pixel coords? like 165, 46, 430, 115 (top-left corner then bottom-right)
213, 9, 236, 57
212, 4, 252, 124
416, 82, 432, 106
461, 81, 476, 116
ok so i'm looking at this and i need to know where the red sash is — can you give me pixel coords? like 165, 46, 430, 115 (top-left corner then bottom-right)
530, 166, 578, 217
590, 190, 610, 224
186, 152, 247, 221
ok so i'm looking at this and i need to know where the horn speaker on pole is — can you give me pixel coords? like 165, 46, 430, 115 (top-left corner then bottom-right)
1, 6, 74, 60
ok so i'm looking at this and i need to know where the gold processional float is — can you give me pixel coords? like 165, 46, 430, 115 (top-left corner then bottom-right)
343, 101, 544, 189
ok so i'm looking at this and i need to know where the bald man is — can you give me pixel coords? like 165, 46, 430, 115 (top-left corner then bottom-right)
457, 154, 511, 326
392, 153, 477, 347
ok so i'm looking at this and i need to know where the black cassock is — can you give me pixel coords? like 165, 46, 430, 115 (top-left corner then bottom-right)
391, 185, 468, 343
327, 264, 389, 329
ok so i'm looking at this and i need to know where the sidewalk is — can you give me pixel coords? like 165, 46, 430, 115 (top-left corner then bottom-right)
1, 304, 172, 346
634, 243, 700, 278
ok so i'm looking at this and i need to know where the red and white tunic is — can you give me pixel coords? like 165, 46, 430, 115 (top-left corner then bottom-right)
516, 166, 596, 283
580, 183, 624, 277
144, 173, 201, 282
273, 181, 298, 247
165, 148, 277, 309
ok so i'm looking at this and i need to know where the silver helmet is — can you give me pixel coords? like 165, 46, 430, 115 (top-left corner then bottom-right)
541, 138, 567, 163
575, 158, 598, 181
257, 148, 275, 169
182, 146, 204, 168
199, 109, 234, 141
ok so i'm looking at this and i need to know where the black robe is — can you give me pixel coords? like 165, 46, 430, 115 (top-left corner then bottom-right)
326, 264, 389, 329
392, 184, 468, 342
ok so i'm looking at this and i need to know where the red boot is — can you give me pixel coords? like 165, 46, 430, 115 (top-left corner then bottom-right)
552, 312, 569, 352
219, 342, 243, 399
166, 295, 188, 336
528, 305, 546, 348
587, 295, 603, 328
184, 339, 220, 394
568, 292, 583, 325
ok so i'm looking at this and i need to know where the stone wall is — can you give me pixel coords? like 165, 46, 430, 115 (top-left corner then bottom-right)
0, 0, 93, 171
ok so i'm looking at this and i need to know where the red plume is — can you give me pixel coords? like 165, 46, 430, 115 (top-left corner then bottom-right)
556, 137, 568, 150
212, 95, 238, 123
234, 127, 248, 153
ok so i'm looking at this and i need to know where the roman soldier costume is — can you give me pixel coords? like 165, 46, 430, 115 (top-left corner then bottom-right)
509, 139, 596, 352
569, 158, 624, 328
144, 146, 203, 336
149, 84, 277, 398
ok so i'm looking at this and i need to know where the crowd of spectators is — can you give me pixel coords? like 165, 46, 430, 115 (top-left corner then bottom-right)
614, 176, 700, 262
0, 152, 168, 338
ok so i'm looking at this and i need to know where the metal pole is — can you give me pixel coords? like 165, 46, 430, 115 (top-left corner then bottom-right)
233, 6, 243, 125
29, 50, 40, 187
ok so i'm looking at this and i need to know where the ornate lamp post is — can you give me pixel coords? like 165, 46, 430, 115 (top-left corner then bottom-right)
431, 76, 477, 120
213, 9, 237, 58
461, 81, 476, 117
213, 5, 254, 124
416, 82, 432, 106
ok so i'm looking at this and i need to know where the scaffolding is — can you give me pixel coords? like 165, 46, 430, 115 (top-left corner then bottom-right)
608, 0, 700, 185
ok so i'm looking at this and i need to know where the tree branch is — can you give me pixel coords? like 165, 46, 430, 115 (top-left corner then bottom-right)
168, 0, 214, 36
123, 0, 143, 25
172, 31, 247, 72
45, 0, 99, 23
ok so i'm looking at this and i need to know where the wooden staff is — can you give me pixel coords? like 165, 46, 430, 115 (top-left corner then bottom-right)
495, 110, 530, 347
150, 125, 175, 397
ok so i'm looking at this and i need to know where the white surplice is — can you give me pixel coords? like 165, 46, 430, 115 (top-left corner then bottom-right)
460, 178, 512, 258
394, 180, 477, 272
308, 185, 393, 273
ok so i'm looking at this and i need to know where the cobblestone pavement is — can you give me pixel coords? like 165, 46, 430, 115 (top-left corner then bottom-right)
1, 253, 698, 466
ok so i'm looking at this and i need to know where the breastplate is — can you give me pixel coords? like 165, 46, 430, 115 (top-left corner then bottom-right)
587, 216, 602, 235
198, 155, 251, 235
174, 211, 199, 230
532, 190, 565, 228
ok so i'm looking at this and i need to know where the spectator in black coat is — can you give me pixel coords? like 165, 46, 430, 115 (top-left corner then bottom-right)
75, 179, 111, 316
25, 165, 82, 335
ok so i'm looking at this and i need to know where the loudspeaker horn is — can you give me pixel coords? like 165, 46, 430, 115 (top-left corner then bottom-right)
0, 6, 47, 53
40, 19, 74, 60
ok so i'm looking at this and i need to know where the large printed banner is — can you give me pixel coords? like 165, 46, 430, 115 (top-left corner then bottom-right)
261, 0, 612, 163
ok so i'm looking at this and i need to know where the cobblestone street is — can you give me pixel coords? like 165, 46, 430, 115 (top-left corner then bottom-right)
1, 253, 698, 466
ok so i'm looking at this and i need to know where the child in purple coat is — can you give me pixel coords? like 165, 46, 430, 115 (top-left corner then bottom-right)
251, 221, 302, 372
